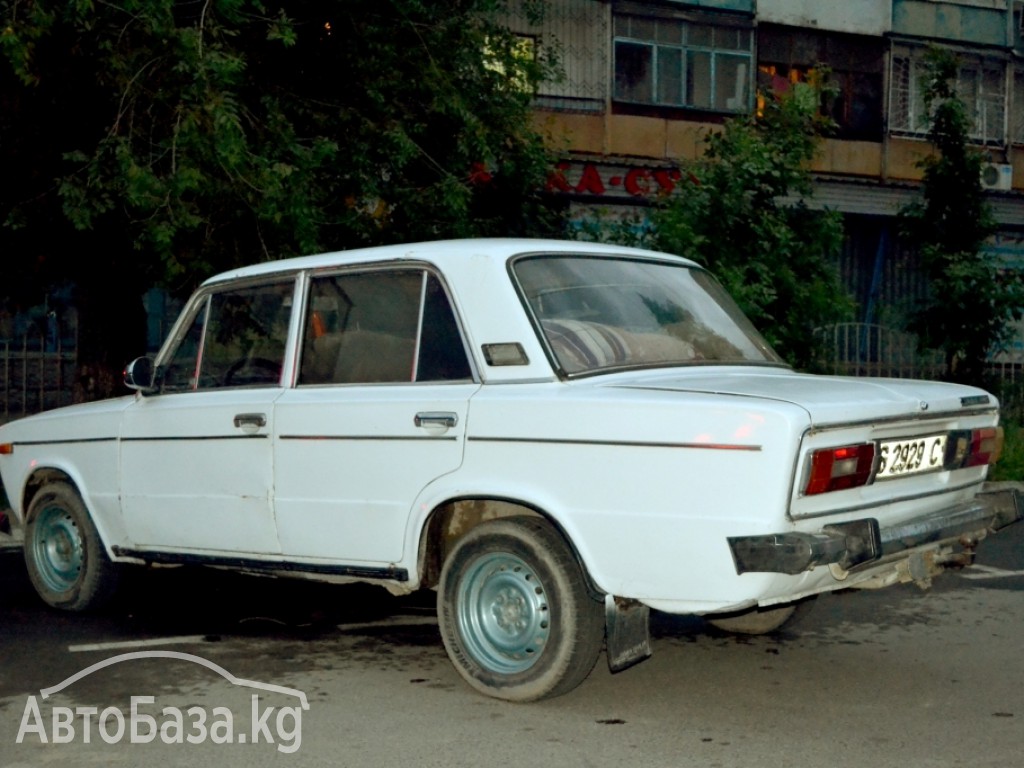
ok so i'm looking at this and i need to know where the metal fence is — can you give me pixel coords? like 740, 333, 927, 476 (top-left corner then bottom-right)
815, 323, 945, 379
0, 329, 77, 425
817, 322, 1024, 417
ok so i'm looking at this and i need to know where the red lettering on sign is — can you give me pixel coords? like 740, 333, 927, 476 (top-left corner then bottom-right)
575, 164, 606, 195
624, 168, 651, 196
548, 162, 686, 198
652, 169, 682, 195
546, 162, 573, 193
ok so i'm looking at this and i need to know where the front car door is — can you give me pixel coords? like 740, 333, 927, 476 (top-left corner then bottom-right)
273, 266, 478, 568
119, 278, 296, 555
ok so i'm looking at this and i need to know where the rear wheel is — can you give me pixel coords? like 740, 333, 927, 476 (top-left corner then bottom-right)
24, 482, 119, 611
438, 517, 604, 702
706, 597, 816, 635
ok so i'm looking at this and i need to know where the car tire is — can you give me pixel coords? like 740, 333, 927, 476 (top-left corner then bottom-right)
705, 597, 816, 635
438, 517, 604, 702
24, 482, 120, 611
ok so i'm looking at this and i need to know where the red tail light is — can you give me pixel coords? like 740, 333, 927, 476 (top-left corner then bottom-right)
805, 444, 875, 496
965, 427, 1003, 467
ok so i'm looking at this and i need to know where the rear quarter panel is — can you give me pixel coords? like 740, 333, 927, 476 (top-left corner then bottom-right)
447, 380, 810, 611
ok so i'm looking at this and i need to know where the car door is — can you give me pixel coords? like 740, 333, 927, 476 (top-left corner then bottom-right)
119, 279, 296, 555
273, 267, 479, 565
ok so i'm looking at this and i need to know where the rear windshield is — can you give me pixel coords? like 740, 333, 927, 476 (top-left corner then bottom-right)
513, 255, 784, 375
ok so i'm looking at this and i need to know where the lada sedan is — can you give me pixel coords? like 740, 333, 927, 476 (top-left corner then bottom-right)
0, 239, 1019, 701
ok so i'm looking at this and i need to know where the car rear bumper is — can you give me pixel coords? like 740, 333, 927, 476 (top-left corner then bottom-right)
726, 487, 1023, 576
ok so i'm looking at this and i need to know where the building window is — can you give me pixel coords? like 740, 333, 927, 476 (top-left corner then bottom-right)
613, 14, 752, 112
890, 48, 1006, 145
1013, 70, 1024, 145
757, 65, 883, 140
484, 33, 537, 94
493, 0, 609, 113
757, 26, 885, 141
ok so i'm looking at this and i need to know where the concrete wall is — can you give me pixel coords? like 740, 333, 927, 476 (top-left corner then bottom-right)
756, 0, 893, 35
538, 111, 945, 184
892, 0, 1010, 46
671, 0, 755, 12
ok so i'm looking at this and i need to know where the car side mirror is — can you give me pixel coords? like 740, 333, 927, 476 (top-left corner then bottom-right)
124, 356, 156, 394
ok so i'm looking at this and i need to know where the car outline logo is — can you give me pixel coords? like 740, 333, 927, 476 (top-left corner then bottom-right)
39, 649, 309, 709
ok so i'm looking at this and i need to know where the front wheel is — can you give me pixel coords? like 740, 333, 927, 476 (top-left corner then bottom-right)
24, 482, 120, 611
438, 517, 604, 702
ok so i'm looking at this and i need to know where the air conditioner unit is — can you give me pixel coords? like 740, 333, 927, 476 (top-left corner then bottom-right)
981, 162, 1013, 191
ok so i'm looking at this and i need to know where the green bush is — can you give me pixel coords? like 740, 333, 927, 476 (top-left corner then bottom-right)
990, 419, 1024, 482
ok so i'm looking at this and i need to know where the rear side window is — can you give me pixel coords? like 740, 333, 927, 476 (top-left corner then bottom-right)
299, 269, 471, 385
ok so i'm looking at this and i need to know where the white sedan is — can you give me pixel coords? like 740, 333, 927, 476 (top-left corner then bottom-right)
0, 239, 1019, 701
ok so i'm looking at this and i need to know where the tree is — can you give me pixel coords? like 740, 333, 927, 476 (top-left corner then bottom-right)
1, 0, 560, 395
899, 46, 1024, 385
599, 78, 851, 370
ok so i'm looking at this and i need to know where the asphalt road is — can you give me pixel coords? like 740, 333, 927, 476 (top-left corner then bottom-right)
0, 516, 1022, 768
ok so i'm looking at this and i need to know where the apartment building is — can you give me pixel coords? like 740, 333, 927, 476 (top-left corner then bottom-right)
503, 0, 1024, 328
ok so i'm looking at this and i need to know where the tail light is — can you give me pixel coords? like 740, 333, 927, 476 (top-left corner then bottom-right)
804, 444, 875, 496
949, 427, 1004, 468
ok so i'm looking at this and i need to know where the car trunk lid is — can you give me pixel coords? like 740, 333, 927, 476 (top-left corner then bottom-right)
607, 368, 993, 426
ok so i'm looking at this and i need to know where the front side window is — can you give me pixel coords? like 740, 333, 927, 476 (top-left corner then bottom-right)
513, 255, 782, 375
299, 269, 472, 385
613, 14, 752, 112
160, 281, 295, 392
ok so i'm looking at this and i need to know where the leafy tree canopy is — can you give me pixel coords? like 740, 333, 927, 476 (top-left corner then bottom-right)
899, 46, 1024, 385
1, 0, 560, 384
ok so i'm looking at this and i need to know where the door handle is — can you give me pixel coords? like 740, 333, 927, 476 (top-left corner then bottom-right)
414, 412, 458, 429
234, 413, 267, 429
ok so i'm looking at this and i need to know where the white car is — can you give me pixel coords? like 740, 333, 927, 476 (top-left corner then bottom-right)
0, 239, 1019, 701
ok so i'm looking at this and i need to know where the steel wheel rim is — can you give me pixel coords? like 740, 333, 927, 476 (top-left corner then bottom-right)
31, 504, 83, 594
456, 552, 550, 674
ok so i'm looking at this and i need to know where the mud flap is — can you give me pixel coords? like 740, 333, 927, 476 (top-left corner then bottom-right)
605, 595, 651, 673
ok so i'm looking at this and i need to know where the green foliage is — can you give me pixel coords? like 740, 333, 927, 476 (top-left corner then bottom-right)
582, 80, 851, 369
1, 0, 559, 285
899, 47, 1024, 386
988, 419, 1024, 482
1, 0, 560, 387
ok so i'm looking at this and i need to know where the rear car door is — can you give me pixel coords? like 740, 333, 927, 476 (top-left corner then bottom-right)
273, 267, 478, 566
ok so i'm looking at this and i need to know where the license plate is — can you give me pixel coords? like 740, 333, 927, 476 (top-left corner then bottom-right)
876, 434, 947, 479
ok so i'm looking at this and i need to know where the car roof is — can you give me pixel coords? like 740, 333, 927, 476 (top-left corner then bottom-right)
201, 238, 697, 286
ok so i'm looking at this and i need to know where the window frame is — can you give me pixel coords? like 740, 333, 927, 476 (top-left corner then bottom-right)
296, 264, 476, 387
155, 276, 300, 393
612, 12, 753, 114
889, 45, 1008, 146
